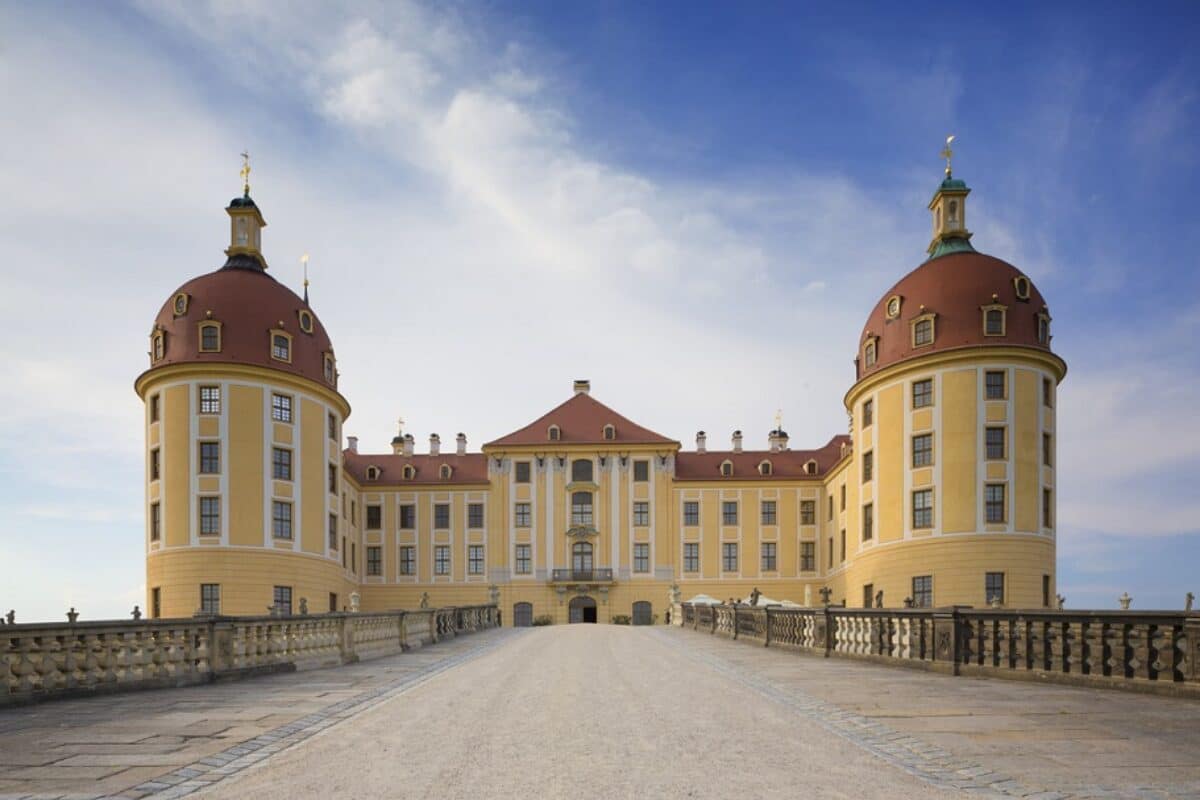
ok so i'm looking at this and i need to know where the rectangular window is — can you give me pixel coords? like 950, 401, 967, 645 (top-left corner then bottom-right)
985, 309, 1004, 335
514, 544, 531, 574
986, 427, 1006, 460
1043, 377, 1053, 407
827, 538, 833, 568
351, 542, 357, 574
399, 546, 416, 576
863, 583, 875, 608
366, 504, 382, 530
683, 501, 699, 526
273, 585, 292, 615
985, 572, 1005, 605
862, 398, 873, 427
913, 318, 933, 346
840, 484, 846, 511
721, 501, 738, 526
633, 501, 650, 526
912, 489, 933, 528
150, 394, 160, 423
328, 513, 338, 550
515, 461, 531, 483
271, 393, 292, 422
912, 378, 933, 409
328, 412, 337, 441
571, 493, 593, 526
272, 447, 292, 480
633, 460, 649, 482
199, 385, 221, 414
272, 334, 290, 361
272, 500, 292, 539
840, 529, 846, 562
1043, 574, 1051, 607
434, 503, 450, 529
366, 546, 382, 576
828, 496, 833, 521
800, 541, 815, 572
434, 545, 450, 575
514, 502, 531, 527
1043, 488, 1053, 528
468, 503, 484, 529
633, 542, 650, 573
201, 325, 220, 352
200, 583, 220, 615
761, 541, 777, 572
342, 537, 346, 566
1043, 433, 1052, 466
399, 504, 416, 530
912, 576, 932, 608
329, 593, 338, 613
800, 500, 815, 525
199, 496, 220, 536
722, 542, 738, 572
985, 370, 1006, 400
985, 484, 1006, 523
151, 587, 161, 619
862, 503, 874, 540
150, 448, 161, 481
328, 464, 337, 494
683, 542, 699, 572
862, 451, 873, 482
468, 544, 484, 575
761, 500, 777, 525
150, 502, 161, 542
912, 433, 933, 467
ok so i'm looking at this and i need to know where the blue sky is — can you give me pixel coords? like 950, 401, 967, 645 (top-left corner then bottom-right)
1, 1, 1197, 620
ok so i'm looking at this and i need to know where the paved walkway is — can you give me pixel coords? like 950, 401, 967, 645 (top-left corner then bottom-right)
1, 626, 1198, 800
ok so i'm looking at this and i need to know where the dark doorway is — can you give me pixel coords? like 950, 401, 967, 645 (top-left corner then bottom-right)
569, 596, 597, 624
632, 601, 652, 625
513, 602, 533, 627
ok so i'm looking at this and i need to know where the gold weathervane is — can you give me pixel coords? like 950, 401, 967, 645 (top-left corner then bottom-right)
301, 253, 310, 289
775, 409, 783, 431
240, 150, 251, 194
941, 135, 955, 177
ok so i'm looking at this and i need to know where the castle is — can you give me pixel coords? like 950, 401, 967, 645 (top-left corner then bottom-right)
136, 149, 1065, 623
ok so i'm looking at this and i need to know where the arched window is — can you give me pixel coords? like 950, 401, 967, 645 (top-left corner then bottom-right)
199, 323, 221, 353
548, 425, 561, 441
804, 460, 818, 476
402, 465, 416, 480
571, 491, 593, 525
864, 340, 877, 367
571, 459, 593, 483
572, 541, 593, 572
512, 602, 533, 627
720, 460, 733, 477
366, 466, 379, 480
324, 354, 336, 384
1037, 312, 1051, 345
602, 424, 616, 440
758, 460, 773, 476
151, 331, 166, 361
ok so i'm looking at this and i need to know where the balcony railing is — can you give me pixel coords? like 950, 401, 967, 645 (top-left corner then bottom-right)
550, 568, 614, 583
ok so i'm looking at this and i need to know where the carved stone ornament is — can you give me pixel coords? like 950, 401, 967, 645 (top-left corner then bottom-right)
566, 525, 599, 538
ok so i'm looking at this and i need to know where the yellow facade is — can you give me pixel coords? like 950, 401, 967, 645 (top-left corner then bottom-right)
137, 165, 1066, 622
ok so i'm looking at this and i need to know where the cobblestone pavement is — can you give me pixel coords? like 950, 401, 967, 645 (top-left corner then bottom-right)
2, 626, 1198, 800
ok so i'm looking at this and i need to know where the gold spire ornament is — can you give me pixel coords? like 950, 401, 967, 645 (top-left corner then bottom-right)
775, 409, 783, 431
941, 135, 955, 177
301, 253, 310, 303
240, 150, 251, 195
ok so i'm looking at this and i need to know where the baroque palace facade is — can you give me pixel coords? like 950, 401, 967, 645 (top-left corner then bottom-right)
136, 155, 1066, 624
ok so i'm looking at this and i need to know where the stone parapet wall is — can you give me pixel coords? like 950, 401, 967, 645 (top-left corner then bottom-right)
1, 605, 499, 707
681, 603, 1200, 698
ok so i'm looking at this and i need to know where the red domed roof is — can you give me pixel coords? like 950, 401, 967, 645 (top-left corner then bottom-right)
857, 251, 1055, 380
144, 266, 339, 390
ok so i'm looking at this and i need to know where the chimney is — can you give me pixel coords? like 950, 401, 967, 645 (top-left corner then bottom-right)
456, 432, 467, 456
391, 435, 404, 455
732, 430, 743, 453
347, 436, 358, 453
695, 430, 707, 453
574, 379, 590, 395
403, 434, 414, 457
429, 433, 441, 456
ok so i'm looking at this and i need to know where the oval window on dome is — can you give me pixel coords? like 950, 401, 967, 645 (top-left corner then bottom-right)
298, 309, 314, 334
173, 293, 189, 316
886, 296, 901, 319
1013, 276, 1031, 301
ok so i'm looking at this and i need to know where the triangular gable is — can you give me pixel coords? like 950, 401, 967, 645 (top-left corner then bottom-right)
485, 392, 677, 447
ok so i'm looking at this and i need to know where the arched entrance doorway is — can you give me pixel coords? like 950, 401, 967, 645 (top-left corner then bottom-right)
512, 602, 533, 627
569, 595, 597, 624
632, 601, 653, 625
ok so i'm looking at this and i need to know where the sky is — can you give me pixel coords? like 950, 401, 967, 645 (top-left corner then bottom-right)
1, 1, 1197, 620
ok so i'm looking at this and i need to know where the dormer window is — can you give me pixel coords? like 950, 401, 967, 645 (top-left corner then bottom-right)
199, 322, 221, 353
803, 459, 818, 476
271, 331, 292, 362
548, 425, 561, 441
172, 293, 189, 316
720, 460, 733, 477
1013, 276, 1031, 301
911, 313, 936, 348
982, 304, 1007, 337
402, 465, 416, 480
440, 464, 453, 479
366, 466, 380, 481
298, 309, 314, 334
602, 424, 616, 441
758, 460, 773, 476
324, 353, 336, 385
1037, 311, 1051, 345
151, 330, 166, 362
863, 338, 878, 368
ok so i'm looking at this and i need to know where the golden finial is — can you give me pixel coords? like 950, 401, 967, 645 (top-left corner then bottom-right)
239, 150, 251, 195
396, 416, 405, 434
774, 408, 783, 431
940, 135, 955, 177
301, 253, 310, 287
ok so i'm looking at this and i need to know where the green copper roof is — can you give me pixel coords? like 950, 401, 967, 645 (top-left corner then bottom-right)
926, 236, 976, 261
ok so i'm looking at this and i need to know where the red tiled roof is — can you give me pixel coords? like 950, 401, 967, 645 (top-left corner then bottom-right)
342, 452, 489, 485
485, 392, 677, 448
674, 435, 850, 480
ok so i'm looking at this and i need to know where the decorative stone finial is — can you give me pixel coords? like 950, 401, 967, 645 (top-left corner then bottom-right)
350, 592, 361, 613
1118, 592, 1132, 610
419, 592, 429, 609
874, 590, 884, 609
903, 597, 914, 609
1185, 592, 1194, 612
1056, 593, 1066, 610
4, 610, 13, 625
299, 597, 309, 615
67, 607, 79, 623
818, 586, 832, 606
131, 605, 142, 620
